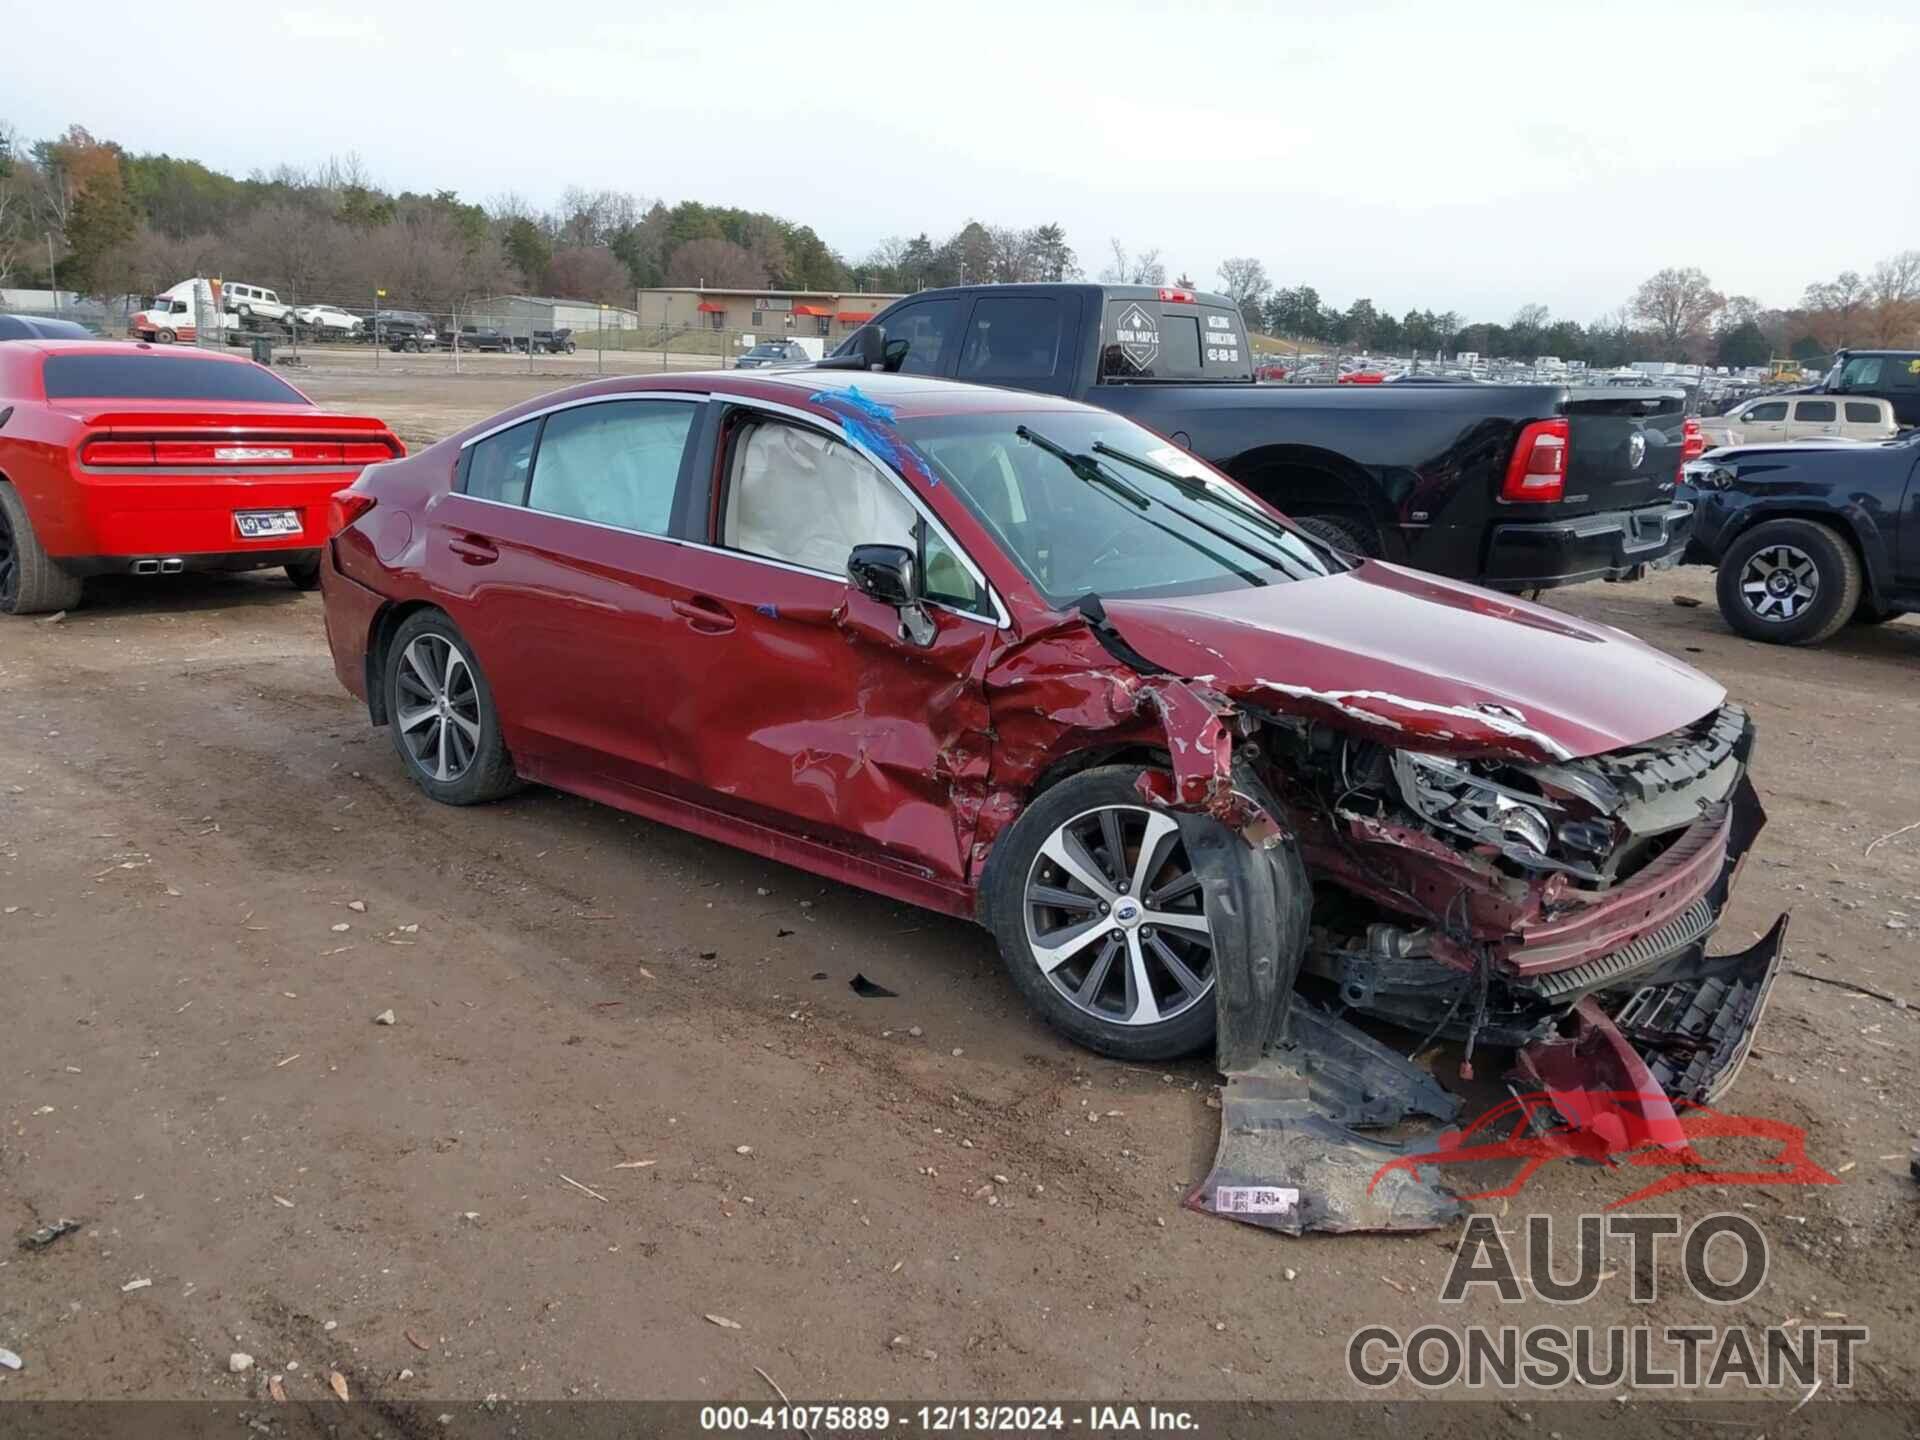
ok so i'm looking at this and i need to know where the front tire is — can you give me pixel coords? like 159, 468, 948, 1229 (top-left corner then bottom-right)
154, 328, 176, 344
0, 481, 84, 616
383, 610, 518, 805
1715, 518, 1861, 646
984, 766, 1218, 1061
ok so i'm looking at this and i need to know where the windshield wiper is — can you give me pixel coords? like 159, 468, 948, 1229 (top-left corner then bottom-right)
1016, 424, 1150, 509
1087, 441, 1329, 580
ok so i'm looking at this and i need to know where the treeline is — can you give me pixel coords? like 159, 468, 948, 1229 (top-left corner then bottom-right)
1215, 257, 1920, 368
0, 122, 1077, 316
2, 121, 1916, 366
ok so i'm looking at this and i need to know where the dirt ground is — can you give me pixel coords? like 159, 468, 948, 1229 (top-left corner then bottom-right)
2, 369, 1917, 1413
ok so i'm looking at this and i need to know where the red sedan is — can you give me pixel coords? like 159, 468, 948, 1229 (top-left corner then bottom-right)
320, 369, 1780, 1096
0, 339, 402, 614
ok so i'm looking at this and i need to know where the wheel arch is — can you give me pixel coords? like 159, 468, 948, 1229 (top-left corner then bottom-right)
1217, 443, 1402, 560
1722, 501, 1890, 603
363, 598, 444, 725
972, 744, 1171, 919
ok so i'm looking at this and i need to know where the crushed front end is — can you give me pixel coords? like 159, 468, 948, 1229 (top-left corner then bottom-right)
1182, 699, 1788, 1234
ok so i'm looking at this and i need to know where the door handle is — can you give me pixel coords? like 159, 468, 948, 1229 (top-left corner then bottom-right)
671, 594, 735, 634
449, 535, 498, 565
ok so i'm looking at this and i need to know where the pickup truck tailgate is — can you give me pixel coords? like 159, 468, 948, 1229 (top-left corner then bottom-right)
1561, 387, 1687, 517
1479, 387, 1694, 590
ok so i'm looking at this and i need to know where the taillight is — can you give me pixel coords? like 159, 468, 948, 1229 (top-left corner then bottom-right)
1502, 418, 1568, 502
328, 489, 376, 537
1157, 288, 1196, 304
81, 439, 157, 465
1681, 417, 1705, 462
341, 441, 401, 463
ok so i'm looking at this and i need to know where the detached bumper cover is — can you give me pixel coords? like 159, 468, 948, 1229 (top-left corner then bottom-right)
1481, 501, 1695, 590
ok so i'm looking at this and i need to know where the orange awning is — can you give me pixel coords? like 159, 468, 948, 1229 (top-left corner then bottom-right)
695, 302, 725, 313
792, 304, 831, 317
836, 311, 875, 323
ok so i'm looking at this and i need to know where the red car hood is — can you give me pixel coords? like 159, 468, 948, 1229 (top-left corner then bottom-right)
1102, 561, 1725, 762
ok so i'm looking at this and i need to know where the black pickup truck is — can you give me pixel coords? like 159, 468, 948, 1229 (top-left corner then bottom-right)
826, 283, 1695, 591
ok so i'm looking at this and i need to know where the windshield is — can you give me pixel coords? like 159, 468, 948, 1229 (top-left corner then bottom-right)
897, 410, 1337, 604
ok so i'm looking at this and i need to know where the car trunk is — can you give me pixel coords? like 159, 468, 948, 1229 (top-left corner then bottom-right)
1553, 386, 1688, 519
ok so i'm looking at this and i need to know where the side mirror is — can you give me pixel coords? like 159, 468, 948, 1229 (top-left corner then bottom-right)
814, 323, 886, 372
848, 543, 937, 647
847, 543, 918, 607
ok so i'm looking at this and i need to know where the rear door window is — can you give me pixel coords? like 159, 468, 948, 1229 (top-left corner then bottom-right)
1844, 401, 1884, 424
1793, 400, 1836, 422
1098, 298, 1249, 380
526, 400, 696, 535
958, 297, 1065, 385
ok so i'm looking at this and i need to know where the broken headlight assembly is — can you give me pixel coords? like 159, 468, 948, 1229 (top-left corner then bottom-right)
1389, 750, 1612, 878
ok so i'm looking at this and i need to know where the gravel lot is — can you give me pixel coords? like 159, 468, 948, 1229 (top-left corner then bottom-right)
2, 369, 1916, 1410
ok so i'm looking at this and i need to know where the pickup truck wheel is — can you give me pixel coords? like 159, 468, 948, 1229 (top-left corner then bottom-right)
0, 481, 85, 616
564, 341, 576, 353
1293, 513, 1380, 557
1716, 518, 1861, 646
403, 339, 420, 353
984, 766, 1217, 1061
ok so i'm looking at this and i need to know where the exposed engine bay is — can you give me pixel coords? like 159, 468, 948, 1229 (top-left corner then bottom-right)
1157, 699, 1785, 1235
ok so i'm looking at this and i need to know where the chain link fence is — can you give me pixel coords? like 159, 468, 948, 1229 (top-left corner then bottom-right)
1, 285, 845, 380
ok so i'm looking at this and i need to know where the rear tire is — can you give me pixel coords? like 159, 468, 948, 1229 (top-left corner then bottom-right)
284, 560, 322, 591
0, 481, 85, 616
1715, 518, 1861, 646
1293, 512, 1381, 557
984, 766, 1219, 1061
383, 609, 519, 805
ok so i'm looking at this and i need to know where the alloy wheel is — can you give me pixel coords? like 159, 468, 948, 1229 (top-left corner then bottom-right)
1739, 543, 1818, 621
395, 634, 482, 782
1023, 805, 1214, 1027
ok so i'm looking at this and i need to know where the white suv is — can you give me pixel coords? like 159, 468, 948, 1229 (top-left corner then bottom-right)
1702, 394, 1896, 448
224, 282, 292, 328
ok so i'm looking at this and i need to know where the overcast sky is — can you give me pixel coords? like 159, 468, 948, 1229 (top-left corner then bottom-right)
10, 0, 1918, 320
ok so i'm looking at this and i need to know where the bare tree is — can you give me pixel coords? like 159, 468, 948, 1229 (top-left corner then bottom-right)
0, 120, 31, 285
1216, 256, 1270, 325
1631, 267, 1725, 350
1100, 239, 1164, 286
664, 237, 766, 290
1865, 250, 1920, 344
545, 245, 631, 304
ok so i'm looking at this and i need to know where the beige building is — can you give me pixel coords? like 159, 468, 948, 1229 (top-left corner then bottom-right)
635, 287, 904, 341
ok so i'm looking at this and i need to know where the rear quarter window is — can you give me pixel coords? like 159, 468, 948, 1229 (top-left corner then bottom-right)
42, 354, 308, 403
1099, 299, 1249, 381
1844, 401, 1884, 424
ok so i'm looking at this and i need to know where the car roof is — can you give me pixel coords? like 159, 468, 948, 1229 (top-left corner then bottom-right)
0, 315, 97, 341
8, 337, 264, 365
451, 367, 1099, 444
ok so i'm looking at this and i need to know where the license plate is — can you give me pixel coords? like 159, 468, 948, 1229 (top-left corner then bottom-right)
235, 509, 302, 539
